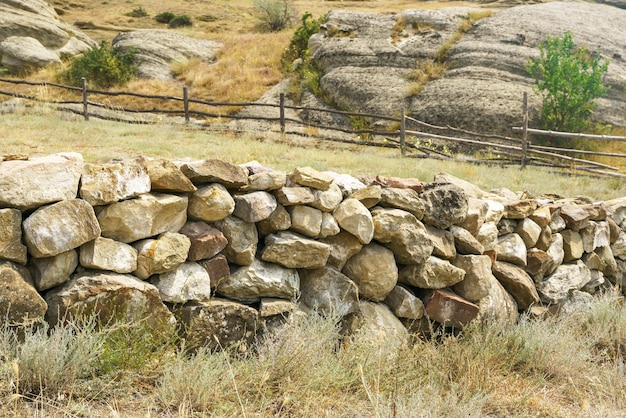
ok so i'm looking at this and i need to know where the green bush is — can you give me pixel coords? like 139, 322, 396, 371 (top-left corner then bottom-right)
168, 14, 193, 28
126, 6, 148, 18
281, 11, 325, 67
58, 41, 136, 89
155, 11, 175, 24
526, 31, 610, 135
254, 0, 296, 32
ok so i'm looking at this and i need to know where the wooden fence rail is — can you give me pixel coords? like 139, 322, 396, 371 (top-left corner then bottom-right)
1, 76, 625, 176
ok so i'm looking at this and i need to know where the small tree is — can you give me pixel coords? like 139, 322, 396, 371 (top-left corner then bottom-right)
254, 0, 295, 32
526, 31, 609, 133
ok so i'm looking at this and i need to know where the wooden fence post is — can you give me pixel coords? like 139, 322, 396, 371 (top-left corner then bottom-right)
183, 86, 190, 123
400, 107, 406, 156
279, 93, 285, 134
521, 92, 529, 169
81, 77, 89, 121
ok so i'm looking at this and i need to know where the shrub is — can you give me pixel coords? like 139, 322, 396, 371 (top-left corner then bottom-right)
168, 14, 193, 28
254, 0, 296, 32
281, 11, 325, 67
58, 41, 136, 89
126, 6, 148, 18
526, 30, 610, 134
155, 11, 175, 24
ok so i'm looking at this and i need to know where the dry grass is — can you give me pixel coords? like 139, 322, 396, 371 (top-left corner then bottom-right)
2, 293, 626, 416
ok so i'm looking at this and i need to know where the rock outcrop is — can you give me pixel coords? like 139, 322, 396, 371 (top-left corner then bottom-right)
308, 2, 626, 135
2, 152, 626, 351
0, 0, 95, 73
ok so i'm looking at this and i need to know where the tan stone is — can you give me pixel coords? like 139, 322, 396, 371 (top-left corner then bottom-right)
261, 231, 330, 269
98, 193, 187, 243
333, 199, 374, 245
450, 225, 484, 255
188, 183, 235, 222
484, 199, 505, 223
399, 256, 465, 289
353, 301, 409, 351
458, 198, 488, 235
342, 243, 397, 302
492, 261, 540, 310
24, 199, 101, 257
140, 158, 197, 193
515, 218, 542, 248
476, 222, 498, 252
452, 254, 494, 302
348, 185, 382, 208
383, 285, 424, 319
133, 232, 191, 279
310, 183, 343, 212
375, 175, 423, 193
379, 187, 425, 220
503, 199, 538, 219
561, 230, 584, 262
29, 249, 78, 291
477, 275, 518, 326
79, 160, 150, 206
529, 206, 552, 228
319, 212, 340, 238
425, 225, 456, 260
560, 204, 590, 232
288, 205, 323, 237
0, 208, 27, 264
218, 258, 300, 303
259, 298, 295, 317
289, 166, 334, 190
257, 204, 291, 236
80, 237, 138, 274
320, 230, 363, 270
180, 159, 248, 188
275, 186, 315, 206
0, 152, 82, 210
240, 170, 286, 192
215, 216, 258, 266
372, 207, 433, 265
233, 191, 277, 223
581, 221, 610, 253
494, 233, 527, 267
535, 226, 554, 251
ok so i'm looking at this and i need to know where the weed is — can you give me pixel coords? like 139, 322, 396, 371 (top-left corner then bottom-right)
154, 11, 175, 24
125, 6, 148, 18
168, 14, 193, 28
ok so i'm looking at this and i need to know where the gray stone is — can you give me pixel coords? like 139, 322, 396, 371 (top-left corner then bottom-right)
537, 261, 592, 305
319, 212, 341, 238
420, 182, 468, 229
215, 216, 258, 266
494, 233, 527, 267
0, 208, 27, 264
476, 222, 498, 252
384, 286, 424, 320
299, 266, 360, 316
232, 191, 277, 223
311, 183, 344, 212
29, 249, 78, 291
352, 301, 409, 351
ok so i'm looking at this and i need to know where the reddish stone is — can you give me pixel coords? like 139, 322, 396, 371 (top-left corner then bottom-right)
525, 248, 549, 279
560, 204, 590, 232
375, 175, 423, 193
483, 249, 497, 265
198, 254, 230, 289
179, 222, 228, 261
423, 289, 479, 327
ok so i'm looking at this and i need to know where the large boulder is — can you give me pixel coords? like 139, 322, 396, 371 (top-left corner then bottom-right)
0, 0, 94, 73
0, 262, 47, 326
342, 243, 398, 302
112, 30, 223, 80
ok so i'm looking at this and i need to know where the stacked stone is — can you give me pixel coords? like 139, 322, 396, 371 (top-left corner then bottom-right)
1, 153, 625, 350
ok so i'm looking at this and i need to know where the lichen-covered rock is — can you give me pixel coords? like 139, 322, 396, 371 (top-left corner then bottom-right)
299, 266, 360, 316
0, 262, 47, 326
45, 270, 175, 330
0, 208, 27, 264
420, 182, 468, 229
537, 260, 592, 305
399, 255, 465, 289
215, 215, 258, 266
372, 207, 434, 265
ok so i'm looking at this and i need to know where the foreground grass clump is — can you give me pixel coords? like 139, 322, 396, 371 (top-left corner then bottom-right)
1, 293, 626, 416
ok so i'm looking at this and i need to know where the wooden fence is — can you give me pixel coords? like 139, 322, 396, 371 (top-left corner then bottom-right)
1, 78, 625, 177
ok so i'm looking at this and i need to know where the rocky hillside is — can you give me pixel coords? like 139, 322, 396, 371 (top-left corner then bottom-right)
310, 1, 626, 135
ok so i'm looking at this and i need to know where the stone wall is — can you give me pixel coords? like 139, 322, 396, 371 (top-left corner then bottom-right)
2, 153, 625, 349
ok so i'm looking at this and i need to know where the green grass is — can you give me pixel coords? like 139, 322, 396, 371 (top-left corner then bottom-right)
2, 293, 625, 416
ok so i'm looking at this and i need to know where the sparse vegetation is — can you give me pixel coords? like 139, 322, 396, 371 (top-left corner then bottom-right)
168, 14, 193, 28
254, 0, 296, 32
2, 293, 626, 416
125, 6, 148, 18
154, 11, 175, 24
526, 30, 610, 136
57, 41, 137, 89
